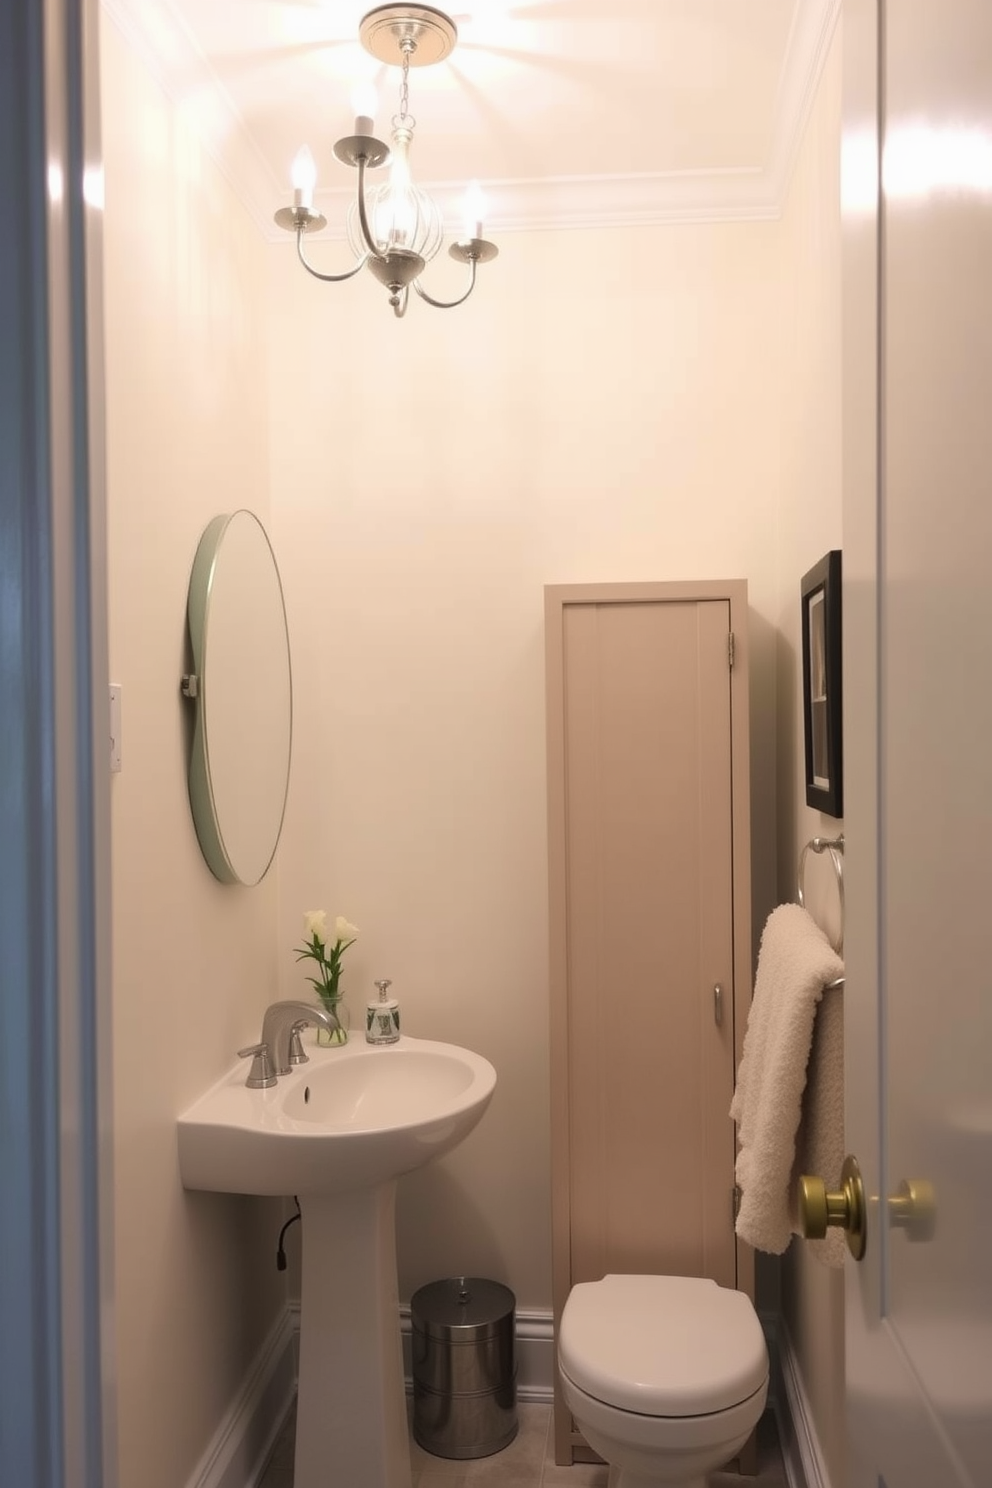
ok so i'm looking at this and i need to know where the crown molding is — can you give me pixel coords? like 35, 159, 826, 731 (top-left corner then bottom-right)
287, 167, 780, 253
766, 0, 843, 203
100, 0, 284, 234
101, 0, 840, 240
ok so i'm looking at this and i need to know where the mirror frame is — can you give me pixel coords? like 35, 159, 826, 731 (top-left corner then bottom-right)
182, 510, 293, 885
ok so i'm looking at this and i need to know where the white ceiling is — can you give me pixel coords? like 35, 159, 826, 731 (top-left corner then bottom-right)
102, 0, 839, 239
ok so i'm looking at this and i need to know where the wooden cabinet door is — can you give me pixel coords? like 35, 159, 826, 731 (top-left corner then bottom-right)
545, 581, 752, 1464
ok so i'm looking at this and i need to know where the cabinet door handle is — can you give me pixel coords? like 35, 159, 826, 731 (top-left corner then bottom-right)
713, 983, 724, 1026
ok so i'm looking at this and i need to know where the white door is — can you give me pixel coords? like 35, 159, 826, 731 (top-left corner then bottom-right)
843, 2, 992, 1484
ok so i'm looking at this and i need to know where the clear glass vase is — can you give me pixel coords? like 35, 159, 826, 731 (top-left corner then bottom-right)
316, 997, 349, 1046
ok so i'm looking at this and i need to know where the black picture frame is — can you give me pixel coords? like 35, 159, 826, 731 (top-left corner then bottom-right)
801, 550, 843, 817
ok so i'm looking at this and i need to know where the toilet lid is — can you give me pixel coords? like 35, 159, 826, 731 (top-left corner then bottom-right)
558, 1275, 767, 1417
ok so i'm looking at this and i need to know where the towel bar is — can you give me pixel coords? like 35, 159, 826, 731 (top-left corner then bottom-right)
797, 834, 845, 958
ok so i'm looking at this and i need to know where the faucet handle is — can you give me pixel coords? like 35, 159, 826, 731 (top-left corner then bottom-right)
237, 1042, 277, 1089
288, 1021, 310, 1067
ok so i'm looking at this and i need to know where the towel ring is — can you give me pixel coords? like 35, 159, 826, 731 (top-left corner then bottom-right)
797, 834, 845, 956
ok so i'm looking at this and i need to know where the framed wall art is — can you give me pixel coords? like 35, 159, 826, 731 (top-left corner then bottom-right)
801, 550, 843, 817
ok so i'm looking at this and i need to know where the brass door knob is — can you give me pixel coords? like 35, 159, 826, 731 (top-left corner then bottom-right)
798, 1154, 867, 1261
889, 1178, 936, 1241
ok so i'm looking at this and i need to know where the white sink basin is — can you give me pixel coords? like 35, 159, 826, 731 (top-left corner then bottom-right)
178, 1032, 497, 1488
177, 1035, 496, 1197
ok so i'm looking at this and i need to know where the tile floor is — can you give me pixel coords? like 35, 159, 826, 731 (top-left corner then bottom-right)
258, 1398, 788, 1488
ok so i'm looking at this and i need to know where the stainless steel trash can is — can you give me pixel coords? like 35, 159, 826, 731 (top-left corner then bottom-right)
411, 1277, 517, 1459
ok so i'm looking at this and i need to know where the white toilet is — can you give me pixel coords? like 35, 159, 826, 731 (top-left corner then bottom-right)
557, 1274, 768, 1488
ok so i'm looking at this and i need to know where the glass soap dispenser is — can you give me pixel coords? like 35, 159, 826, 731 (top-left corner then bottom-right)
366, 978, 400, 1044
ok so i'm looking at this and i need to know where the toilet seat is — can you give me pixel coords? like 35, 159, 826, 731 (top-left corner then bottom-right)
558, 1274, 767, 1417
559, 1369, 767, 1458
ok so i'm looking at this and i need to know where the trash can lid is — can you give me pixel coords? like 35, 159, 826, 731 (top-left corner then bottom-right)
411, 1277, 515, 1341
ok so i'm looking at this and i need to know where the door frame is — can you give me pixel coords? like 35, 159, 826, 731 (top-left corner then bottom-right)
0, 1, 115, 1484
840, 0, 886, 1468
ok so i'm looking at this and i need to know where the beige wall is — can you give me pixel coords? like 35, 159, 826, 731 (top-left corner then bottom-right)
774, 24, 846, 1488
100, 8, 844, 1483
101, 17, 287, 1488
267, 218, 785, 1308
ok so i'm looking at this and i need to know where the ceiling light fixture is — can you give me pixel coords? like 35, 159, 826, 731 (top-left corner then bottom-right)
274, 4, 498, 319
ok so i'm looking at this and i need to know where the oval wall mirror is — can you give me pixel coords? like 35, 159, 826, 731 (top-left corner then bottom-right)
182, 510, 292, 885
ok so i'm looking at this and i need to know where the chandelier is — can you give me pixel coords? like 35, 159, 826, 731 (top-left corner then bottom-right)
274, 4, 498, 318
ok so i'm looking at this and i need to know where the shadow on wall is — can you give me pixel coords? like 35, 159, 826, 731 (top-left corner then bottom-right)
746, 606, 782, 946
775, 622, 800, 898
181, 1189, 289, 1353
743, 605, 794, 1322
395, 1161, 511, 1297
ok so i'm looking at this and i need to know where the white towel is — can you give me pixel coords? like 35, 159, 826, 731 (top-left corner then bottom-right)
730, 904, 845, 1256
790, 980, 846, 1267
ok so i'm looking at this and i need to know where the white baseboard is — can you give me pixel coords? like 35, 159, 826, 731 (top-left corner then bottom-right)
187, 1303, 834, 1488
283, 1301, 556, 1403
183, 1309, 297, 1488
398, 1304, 555, 1402
512, 1309, 556, 1401
774, 1319, 831, 1488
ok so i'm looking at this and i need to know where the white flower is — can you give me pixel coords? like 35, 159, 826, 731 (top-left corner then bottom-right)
295, 910, 359, 1006
304, 909, 328, 942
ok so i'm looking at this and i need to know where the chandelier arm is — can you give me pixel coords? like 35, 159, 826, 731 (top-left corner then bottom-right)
295, 228, 367, 283
355, 156, 385, 260
391, 285, 410, 318
412, 256, 478, 309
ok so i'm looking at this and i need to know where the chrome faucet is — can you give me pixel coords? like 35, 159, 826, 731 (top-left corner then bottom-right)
260, 1000, 341, 1076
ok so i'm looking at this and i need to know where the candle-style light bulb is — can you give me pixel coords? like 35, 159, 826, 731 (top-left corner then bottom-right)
292, 145, 317, 210
461, 180, 487, 241
351, 81, 378, 138
374, 140, 415, 249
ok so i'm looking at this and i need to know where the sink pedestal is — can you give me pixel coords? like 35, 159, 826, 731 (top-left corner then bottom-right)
295, 1181, 411, 1488
176, 1037, 497, 1485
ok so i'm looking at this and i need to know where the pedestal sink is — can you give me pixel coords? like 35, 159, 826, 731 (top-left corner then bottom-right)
177, 1035, 497, 1488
